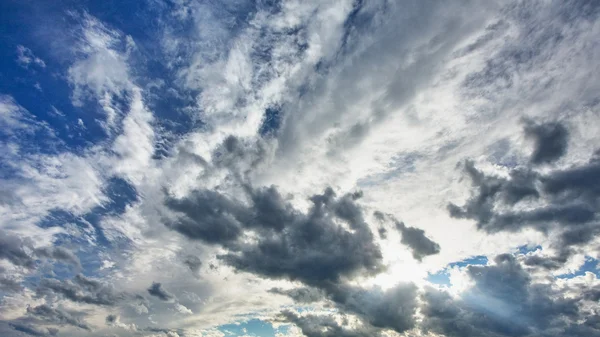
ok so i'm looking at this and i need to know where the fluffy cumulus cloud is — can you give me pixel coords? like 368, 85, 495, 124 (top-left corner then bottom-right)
0, 0, 599, 336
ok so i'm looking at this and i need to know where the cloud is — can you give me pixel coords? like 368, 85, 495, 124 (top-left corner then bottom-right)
173, 303, 192, 315
7, 322, 58, 337
0, 95, 36, 135
16, 45, 46, 68
26, 304, 90, 330
36, 274, 128, 306
105, 314, 118, 324
106, 314, 137, 330
326, 283, 418, 334
268, 287, 325, 304
374, 212, 441, 261
0, 230, 80, 270
421, 254, 594, 337
216, 187, 385, 286
396, 222, 441, 261
68, 13, 132, 109
524, 120, 569, 165
0, 230, 36, 268
281, 311, 373, 337
164, 189, 248, 246
182, 255, 202, 275
0, 267, 23, 292
448, 120, 600, 270
33, 246, 81, 269
3, 0, 600, 336
147, 282, 174, 302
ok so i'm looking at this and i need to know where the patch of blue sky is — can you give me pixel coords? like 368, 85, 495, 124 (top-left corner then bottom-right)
0, 3, 111, 155
259, 106, 282, 137
427, 255, 489, 286
557, 256, 599, 279
218, 319, 277, 337
516, 244, 543, 255
1, 0, 205, 161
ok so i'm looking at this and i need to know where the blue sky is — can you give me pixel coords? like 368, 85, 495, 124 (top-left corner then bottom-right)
1, 1, 600, 337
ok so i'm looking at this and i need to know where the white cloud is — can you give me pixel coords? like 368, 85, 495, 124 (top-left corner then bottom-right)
174, 303, 193, 315
16, 45, 46, 68
67, 13, 135, 131
0, 95, 33, 134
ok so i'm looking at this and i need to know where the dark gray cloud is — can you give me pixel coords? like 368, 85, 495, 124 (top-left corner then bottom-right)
147, 282, 174, 302
34, 246, 81, 269
327, 283, 418, 334
522, 253, 567, 271
0, 276, 23, 292
105, 314, 118, 325
448, 154, 600, 274
212, 135, 270, 177
524, 120, 569, 165
165, 185, 296, 247
541, 154, 600, 200
26, 304, 90, 330
218, 187, 384, 287
396, 222, 440, 261
7, 322, 58, 337
167, 183, 438, 335
141, 326, 183, 336
0, 230, 80, 270
0, 231, 36, 268
449, 153, 600, 230
37, 274, 128, 306
449, 143, 600, 271
166, 185, 392, 286
374, 212, 441, 261
165, 189, 247, 246
447, 161, 540, 232
268, 287, 325, 304
421, 254, 594, 337
0, 266, 23, 292
273, 282, 418, 334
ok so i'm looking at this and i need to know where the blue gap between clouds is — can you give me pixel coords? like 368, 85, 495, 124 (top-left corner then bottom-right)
259, 106, 282, 137
557, 257, 599, 279
427, 255, 489, 286
218, 318, 290, 337
428, 245, 599, 286
0, 1, 119, 155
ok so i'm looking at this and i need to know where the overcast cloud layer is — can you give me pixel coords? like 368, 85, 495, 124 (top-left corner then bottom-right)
1, 0, 599, 336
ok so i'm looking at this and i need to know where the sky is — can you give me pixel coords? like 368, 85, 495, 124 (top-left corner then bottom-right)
0, 0, 599, 336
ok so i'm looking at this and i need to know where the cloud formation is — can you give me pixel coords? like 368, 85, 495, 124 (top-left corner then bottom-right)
1, 0, 599, 336
147, 282, 174, 302
421, 254, 596, 337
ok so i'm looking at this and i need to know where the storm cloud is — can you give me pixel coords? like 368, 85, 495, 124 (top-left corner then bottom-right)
524, 120, 569, 165
449, 141, 600, 269
374, 212, 441, 261
217, 187, 385, 286
421, 254, 596, 337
